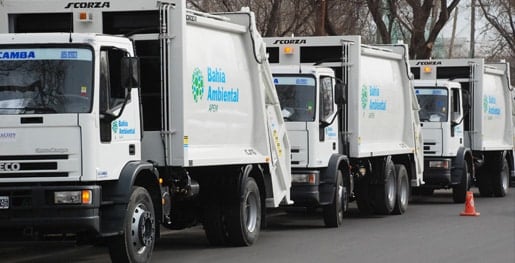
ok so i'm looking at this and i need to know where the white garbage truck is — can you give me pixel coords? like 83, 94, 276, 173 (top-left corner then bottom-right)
0, 0, 291, 262
264, 36, 424, 222
410, 59, 513, 202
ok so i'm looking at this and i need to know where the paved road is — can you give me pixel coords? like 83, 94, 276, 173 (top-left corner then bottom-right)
1, 188, 514, 263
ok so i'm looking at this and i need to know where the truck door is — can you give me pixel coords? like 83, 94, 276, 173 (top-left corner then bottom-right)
449, 87, 464, 149
97, 47, 140, 180
317, 76, 339, 158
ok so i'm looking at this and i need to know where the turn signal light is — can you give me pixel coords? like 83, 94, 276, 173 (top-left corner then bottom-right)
82, 190, 92, 204
78, 12, 93, 22
283, 46, 294, 55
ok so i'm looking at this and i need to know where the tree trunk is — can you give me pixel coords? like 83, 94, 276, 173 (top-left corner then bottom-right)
314, 0, 327, 36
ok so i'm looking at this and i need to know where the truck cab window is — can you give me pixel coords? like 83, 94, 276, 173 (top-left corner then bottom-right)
100, 48, 129, 112
320, 76, 334, 121
451, 88, 460, 113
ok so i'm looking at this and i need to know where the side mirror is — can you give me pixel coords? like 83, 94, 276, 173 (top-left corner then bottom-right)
451, 111, 462, 125
121, 57, 140, 89
335, 82, 346, 105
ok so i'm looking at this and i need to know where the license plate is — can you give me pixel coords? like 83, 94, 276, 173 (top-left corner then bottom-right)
0, 196, 8, 209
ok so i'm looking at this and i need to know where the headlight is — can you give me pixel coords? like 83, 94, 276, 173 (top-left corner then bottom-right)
291, 173, 318, 184
429, 160, 450, 169
54, 190, 92, 204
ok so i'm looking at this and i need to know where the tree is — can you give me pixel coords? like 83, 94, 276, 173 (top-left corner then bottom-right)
477, 0, 515, 77
368, 0, 461, 59
186, 0, 373, 37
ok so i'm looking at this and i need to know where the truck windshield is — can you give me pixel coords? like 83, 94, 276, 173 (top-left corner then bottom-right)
273, 75, 316, 122
415, 88, 448, 122
0, 47, 93, 114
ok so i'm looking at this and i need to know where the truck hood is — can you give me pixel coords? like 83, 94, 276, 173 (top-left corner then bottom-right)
0, 114, 81, 183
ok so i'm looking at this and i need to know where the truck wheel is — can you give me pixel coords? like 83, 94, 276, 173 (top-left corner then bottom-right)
108, 186, 155, 263
452, 162, 470, 203
374, 159, 397, 215
226, 176, 261, 246
478, 156, 494, 197
323, 170, 346, 227
355, 179, 374, 215
203, 199, 229, 246
392, 164, 409, 215
492, 158, 509, 197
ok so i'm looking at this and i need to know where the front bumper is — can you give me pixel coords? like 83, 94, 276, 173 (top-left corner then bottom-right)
290, 170, 334, 206
291, 184, 320, 206
0, 184, 101, 234
423, 158, 461, 188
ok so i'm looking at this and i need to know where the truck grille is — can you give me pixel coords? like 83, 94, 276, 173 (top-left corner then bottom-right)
423, 142, 437, 154
0, 155, 69, 178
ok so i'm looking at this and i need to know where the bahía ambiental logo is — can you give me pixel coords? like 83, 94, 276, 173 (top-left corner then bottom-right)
192, 67, 205, 103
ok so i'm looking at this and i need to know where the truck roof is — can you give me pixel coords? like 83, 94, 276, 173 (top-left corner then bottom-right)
0, 32, 131, 45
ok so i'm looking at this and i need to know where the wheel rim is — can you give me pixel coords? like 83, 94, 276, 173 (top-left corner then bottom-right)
399, 178, 408, 206
130, 203, 155, 255
501, 161, 509, 191
386, 175, 396, 207
337, 183, 343, 219
244, 191, 258, 233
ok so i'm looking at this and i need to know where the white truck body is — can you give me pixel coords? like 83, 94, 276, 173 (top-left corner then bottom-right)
0, 0, 290, 261
265, 36, 423, 218
411, 59, 513, 200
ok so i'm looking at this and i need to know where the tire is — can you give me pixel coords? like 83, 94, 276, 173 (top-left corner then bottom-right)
478, 153, 502, 197
202, 199, 229, 246
373, 159, 397, 215
226, 176, 261, 246
392, 164, 409, 215
452, 162, 470, 203
477, 165, 493, 197
108, 186, 155, 263
323, 170, 346, 227
493, 158, 509, 197
355, 178, 374, 215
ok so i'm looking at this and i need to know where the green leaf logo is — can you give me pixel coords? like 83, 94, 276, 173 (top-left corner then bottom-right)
192, 67, 205, 103
111, 120, 118, 134
483, 96, 488, 113
361, 85, 368, 110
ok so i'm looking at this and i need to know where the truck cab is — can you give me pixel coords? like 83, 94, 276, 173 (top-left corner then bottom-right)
0, 33, 149, 234
414, 80, 467, 194
271, 65, 340, 205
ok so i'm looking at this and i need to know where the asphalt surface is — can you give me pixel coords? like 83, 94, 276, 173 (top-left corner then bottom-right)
1, 188, 514, 263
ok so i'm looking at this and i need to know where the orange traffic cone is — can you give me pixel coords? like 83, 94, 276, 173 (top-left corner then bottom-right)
460, 191, 480, 216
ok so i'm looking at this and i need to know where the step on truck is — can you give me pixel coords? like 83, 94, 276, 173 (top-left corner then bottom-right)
410, 59, 513, 202
264, 36, 424, 222
0, 0, 291, 262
